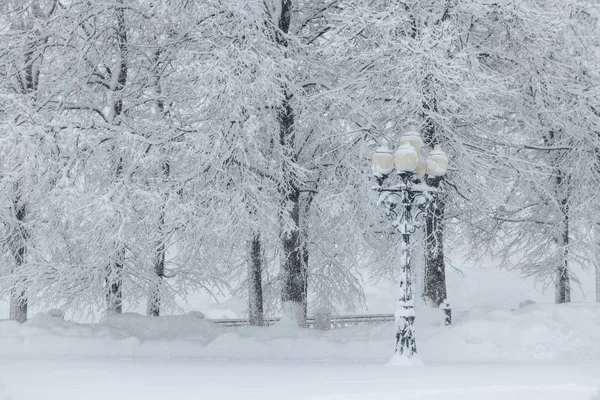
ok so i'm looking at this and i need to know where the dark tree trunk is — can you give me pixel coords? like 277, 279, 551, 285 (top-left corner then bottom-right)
12, 58, 33, 320
422, 99, 448, 307
271, 0, 306, 327
10, 198, 27, 323
299, 192, 314, 318
545, 131, 570, 304
248, 234, 264, 326
9, 288, 27, 324
148, 177, 167, 316
106, 153, 125, 314
424, 176, 448, 307
147, 160, 169, 316
106, 260, 123, 314
106, 239, 124, 314
278, 92, 304, 325
277, 90, 306, 326
278, 0, 293, 34
280, 185, 306, 326
106, 2, 128, 314
106, 154, 125, 314
112, 1, 128, 119
9, 27, 40, 323
147, 46, 168, 317
555, 168, 571, 304
147, 250, 165, 317
300, 233, 309, 319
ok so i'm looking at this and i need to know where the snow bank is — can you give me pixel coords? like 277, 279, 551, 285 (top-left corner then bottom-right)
421, 302, 600, 363
1, 303, 599, 364
0, 312, 222, 358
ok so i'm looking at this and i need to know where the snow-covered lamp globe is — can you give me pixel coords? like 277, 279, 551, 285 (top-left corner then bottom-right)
372, 146, 395, 177
394, 143, 418, 174
425, 145, 449, 177
399, 128, 423, 153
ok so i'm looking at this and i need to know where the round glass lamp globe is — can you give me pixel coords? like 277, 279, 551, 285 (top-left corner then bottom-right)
426, 145, 449, 177
399, 128, 423, 153
372, 146, 394, 176
395, 143, 418, 173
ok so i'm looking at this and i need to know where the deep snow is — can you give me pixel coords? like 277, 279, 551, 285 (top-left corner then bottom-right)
0, 303, 599, 399
2, 302, 600, 363
0, 359, 598, 400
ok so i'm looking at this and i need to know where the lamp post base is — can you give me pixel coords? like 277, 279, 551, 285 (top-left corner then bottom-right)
386, 353, 424, 367
394, 311, 417, 355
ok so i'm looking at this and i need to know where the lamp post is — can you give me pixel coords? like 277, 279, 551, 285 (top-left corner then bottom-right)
372, 128, 448, 365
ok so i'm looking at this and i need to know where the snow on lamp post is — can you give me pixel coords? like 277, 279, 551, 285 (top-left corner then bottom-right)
372, 129, 448, 366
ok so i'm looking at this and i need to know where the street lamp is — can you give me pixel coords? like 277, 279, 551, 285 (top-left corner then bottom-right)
371, 129, 448, 365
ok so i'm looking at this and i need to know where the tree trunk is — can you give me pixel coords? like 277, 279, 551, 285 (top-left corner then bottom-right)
552, 143, 571, 303
147, 199, 166, 316
555, 240, 570, 304
9, 289, 27, 323
8, 19, 40, 324
278, 96, 306, 326
147, 256, 164, 317
421, 98, 448, 308
248, 234, 264, 326
147, 160, 169, 317
106, 272, 123, 313
147, 47, 168, 316
106, 2, 128, 314
112, 1, 128, 119
424, 176, 448, 307
271, 0, 306, 327
555, 175, 571, 304
106, 250, 124, 314
300, 222, 309, 319
299, 191, 314, 319
9, 198, 27, 323
280, 186, 307, 327
107, 155, 125, 314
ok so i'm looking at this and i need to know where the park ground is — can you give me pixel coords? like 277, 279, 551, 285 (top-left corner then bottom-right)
0, 300, 599, 400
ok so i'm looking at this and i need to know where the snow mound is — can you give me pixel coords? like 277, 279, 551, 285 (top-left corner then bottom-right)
421, 303, 600, 363
0, 303, 598, 363
0, 312, 223, 358
386, 354, 425, 367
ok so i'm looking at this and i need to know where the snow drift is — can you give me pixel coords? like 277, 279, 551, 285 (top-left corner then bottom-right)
1, 303, 599, 364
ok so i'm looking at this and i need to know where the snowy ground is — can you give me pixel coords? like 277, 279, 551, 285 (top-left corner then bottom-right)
0, 359, 598, 400
0, 303, 599, 399
0, 262, 597, 399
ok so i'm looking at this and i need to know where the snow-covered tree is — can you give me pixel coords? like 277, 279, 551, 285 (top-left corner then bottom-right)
0, 0, 66, 322
326, 0, 512, 309
463, 0, 600, 303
